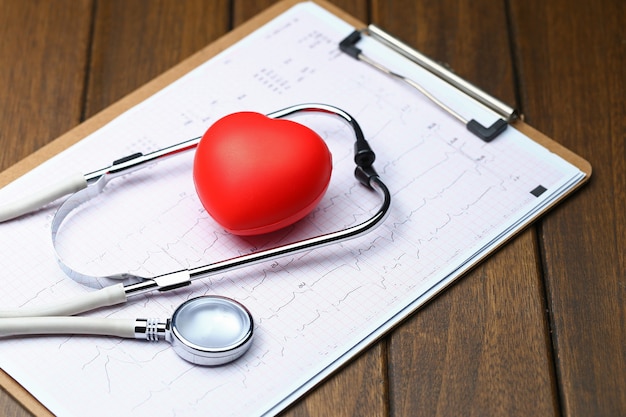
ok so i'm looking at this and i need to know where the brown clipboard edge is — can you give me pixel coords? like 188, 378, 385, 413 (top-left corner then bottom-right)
0, 0, 591, 415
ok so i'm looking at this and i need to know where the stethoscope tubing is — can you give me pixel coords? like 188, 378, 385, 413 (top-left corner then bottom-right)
50, 103, 391, 291
0, 103, 390, 366
0, 316, 137, 338
1, 104, 390, 314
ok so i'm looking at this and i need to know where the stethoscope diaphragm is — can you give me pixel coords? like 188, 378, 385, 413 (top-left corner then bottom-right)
167, 296, 254, 366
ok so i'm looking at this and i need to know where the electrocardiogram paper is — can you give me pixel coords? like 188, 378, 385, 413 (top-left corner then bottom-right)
0, 3, 585, 416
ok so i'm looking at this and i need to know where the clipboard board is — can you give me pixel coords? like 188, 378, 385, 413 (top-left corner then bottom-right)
0, 1, 591, 416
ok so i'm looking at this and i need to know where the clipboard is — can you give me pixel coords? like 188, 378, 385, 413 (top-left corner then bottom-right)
0, 1, 591, 416
0, 0, 591, 207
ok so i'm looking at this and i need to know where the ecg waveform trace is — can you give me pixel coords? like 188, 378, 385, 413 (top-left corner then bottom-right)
0, 4, 583, 417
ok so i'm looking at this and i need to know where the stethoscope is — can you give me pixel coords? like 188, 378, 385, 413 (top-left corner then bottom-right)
0, 103, 391, 365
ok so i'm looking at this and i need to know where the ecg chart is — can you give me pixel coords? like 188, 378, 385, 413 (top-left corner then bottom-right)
0, 3, 584, 417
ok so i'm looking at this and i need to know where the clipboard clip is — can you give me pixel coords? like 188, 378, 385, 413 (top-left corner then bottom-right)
340, 26, 518, 142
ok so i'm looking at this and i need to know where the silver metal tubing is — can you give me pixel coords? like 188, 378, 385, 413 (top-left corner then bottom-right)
267, 102, 355, 121
84, 136, 202, 184
122, 163, 391, 298
83, 103, 365, 185
186, 176, 390, 283
52, 103, 391, 294
124, 270, 192, 297
119, 104, 391, 297
266, 103, 369, 149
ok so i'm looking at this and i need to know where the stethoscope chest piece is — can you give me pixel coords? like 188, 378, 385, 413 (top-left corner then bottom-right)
167, 296, 254, 366
0, 103, 391, 368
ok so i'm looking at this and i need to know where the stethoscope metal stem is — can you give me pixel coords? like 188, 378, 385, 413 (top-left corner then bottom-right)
0, 104, 389, 366
84, 136, 202, 184
122, 176, 390, 299
53, 103, 391, 292
188, 178, 389, 280
84, 102, 369, 184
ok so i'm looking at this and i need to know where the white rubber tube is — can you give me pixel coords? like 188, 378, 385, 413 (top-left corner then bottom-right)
0, 172, 87, 222
0, 284, 127, 318
0, 317, 136, 338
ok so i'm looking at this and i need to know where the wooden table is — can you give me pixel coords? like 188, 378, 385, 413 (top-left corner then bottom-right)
0, 1, 623, 416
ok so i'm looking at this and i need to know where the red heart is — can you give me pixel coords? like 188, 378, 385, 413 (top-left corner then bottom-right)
193, 112, 332, 235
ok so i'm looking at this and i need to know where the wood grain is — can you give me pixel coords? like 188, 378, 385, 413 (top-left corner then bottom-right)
510, 0, 626, 415
387, 229, 559, 416
0, 0, 92, 172
84, 0, 231, 119
233, 0, 369, 23
372, 0, 558, 415
372, 0, 516, 103
0, 0, 623, 416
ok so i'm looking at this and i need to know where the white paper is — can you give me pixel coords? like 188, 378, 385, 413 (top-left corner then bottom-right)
0, 3, 584, 416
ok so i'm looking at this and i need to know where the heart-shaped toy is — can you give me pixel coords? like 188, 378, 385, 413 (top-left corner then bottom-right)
193, 112, 332, 235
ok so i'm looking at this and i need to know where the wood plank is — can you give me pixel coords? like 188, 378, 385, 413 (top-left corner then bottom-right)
0, 1, 93, 416
371, 0, 559, 415
371, 0, 515, 100
387, 230, 559, 416
0, 0, 92, 172
3, 0, 615, 416
84, 0, 231, 119
509, 0, 626, 415
233, 0, 369, 23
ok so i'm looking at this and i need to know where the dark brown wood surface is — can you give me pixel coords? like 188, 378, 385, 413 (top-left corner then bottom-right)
0, 1, 623, 416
